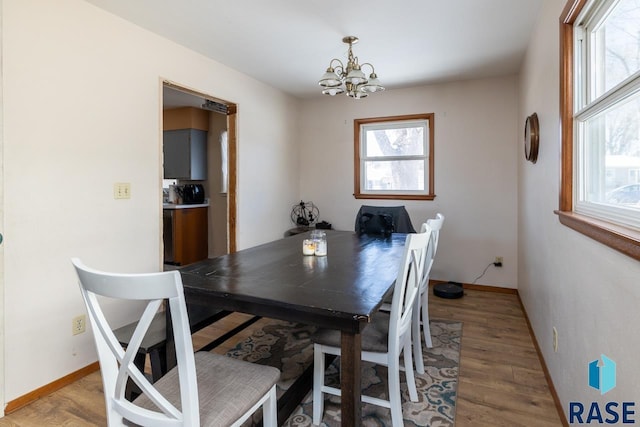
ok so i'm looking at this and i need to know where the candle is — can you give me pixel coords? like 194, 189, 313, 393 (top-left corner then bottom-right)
302, 239, 316, 255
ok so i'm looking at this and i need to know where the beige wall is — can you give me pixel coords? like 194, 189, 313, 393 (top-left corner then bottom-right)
518, 0, 640, 416
298, 77, 519, 287
2, 0, 299, 402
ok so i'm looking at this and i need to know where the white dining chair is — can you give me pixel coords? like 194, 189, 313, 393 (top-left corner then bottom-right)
311, 228, 431, 427
72, 258, 280, 427
412, 213, 445, 374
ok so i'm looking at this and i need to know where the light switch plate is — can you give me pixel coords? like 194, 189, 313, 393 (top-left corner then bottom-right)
114, 182, 131, 199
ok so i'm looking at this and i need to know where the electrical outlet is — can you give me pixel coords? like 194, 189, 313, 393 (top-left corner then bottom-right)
553, 326, 558, 352
72, 315, 86, 335
113, 182, 131, 199
494, 256, 503, 267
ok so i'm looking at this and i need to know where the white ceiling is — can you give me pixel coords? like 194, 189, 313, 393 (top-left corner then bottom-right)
85, 0, 543, 100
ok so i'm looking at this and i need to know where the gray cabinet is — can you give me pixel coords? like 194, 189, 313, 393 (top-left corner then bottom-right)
163, 129, 207, 180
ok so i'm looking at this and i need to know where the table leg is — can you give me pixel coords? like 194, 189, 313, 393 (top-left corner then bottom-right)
164, 303, 176, 371
340, 330, 362, 427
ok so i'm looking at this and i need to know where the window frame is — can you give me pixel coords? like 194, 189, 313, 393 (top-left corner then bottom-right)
353, 113, 435, 200
558, 0, 640, 261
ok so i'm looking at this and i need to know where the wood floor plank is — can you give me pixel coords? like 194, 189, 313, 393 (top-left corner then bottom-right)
458, 379, 559, 420
460, 322, 535, 347
0, 288, 563, 426
456, 398, 562, 427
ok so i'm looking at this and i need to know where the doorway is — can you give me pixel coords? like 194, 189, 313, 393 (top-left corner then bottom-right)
161, 82, 237, 263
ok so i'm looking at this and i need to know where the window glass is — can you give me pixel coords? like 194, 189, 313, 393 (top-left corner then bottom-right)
364, 126, 425, 157
364, 160, 425, 191
579, 92, 640, 208
592, 0, 640, 99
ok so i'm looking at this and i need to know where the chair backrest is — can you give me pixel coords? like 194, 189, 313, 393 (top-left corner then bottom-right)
388, 227, 431, 353
71, 258, 199, 426
418, 213, 444, 292
426, 213, 445, 259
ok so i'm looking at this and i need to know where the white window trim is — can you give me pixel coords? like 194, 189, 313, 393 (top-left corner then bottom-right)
359, 119, 429, 196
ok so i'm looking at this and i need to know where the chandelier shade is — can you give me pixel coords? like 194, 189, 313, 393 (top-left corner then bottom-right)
319, 68, 342, 87
322, 87, 345, 96
318, 36, 384, 99
360, 72, 384, 93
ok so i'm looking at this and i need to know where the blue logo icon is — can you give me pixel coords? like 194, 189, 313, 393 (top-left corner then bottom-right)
589, 354, 616, 395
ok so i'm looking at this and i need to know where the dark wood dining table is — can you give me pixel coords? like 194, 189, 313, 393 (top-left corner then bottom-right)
177, 230, 407, 426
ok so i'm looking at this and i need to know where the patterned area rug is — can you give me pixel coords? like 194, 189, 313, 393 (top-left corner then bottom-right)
225, 318, 462, 427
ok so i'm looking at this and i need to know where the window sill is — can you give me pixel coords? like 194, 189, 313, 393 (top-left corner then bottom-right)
354, 193, 436, 201
555, 210, 640, 261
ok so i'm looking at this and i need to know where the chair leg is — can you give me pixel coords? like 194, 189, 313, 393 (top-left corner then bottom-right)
422, 291, 433, 348
262, 386, 278, 427
403, 340, 419, 402
388, 356, 404, 427
313, 344, 325, 425
412, 296, 425, 375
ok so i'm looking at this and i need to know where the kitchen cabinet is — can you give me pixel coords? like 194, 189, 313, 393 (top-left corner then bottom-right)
163, 129, 207, 180
163, 205, 208, 265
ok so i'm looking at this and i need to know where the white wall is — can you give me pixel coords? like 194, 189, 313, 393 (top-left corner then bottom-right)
518, 0, 640, 417
299, 78, 519, 287
2, 0, 299, 402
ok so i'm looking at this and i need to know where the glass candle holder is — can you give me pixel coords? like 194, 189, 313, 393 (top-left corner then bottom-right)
302, 239, 316, 255
314, 239, 327, 256
311, 230, 327, 256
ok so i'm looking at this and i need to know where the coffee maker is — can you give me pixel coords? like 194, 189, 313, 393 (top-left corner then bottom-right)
182, 184, 205, 204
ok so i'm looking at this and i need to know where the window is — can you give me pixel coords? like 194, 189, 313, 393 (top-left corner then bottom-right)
354, 114, 435, 200
559, 0, 640, 260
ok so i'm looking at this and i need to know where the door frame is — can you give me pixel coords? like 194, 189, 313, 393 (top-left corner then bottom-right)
160, 80, 237, 258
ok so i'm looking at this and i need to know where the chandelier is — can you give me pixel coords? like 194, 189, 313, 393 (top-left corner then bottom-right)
318, 36, 385, 99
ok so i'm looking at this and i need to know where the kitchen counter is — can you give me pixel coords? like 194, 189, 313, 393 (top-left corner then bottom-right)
163, 202, 209, 210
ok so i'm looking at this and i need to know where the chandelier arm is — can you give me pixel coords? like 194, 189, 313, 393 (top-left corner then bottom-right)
360, 62, 376, 74
328, 59, 346, 78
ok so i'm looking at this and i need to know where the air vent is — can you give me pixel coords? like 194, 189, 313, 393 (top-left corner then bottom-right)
201, 99, 228, 114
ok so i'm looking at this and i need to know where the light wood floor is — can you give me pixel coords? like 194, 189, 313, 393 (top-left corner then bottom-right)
0, 288, 564, 426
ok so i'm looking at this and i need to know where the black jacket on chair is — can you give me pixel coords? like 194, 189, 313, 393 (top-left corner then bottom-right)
355, 205, 416, 235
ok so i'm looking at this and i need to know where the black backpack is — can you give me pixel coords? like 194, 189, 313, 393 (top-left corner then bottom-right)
358, 213, 394, 237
